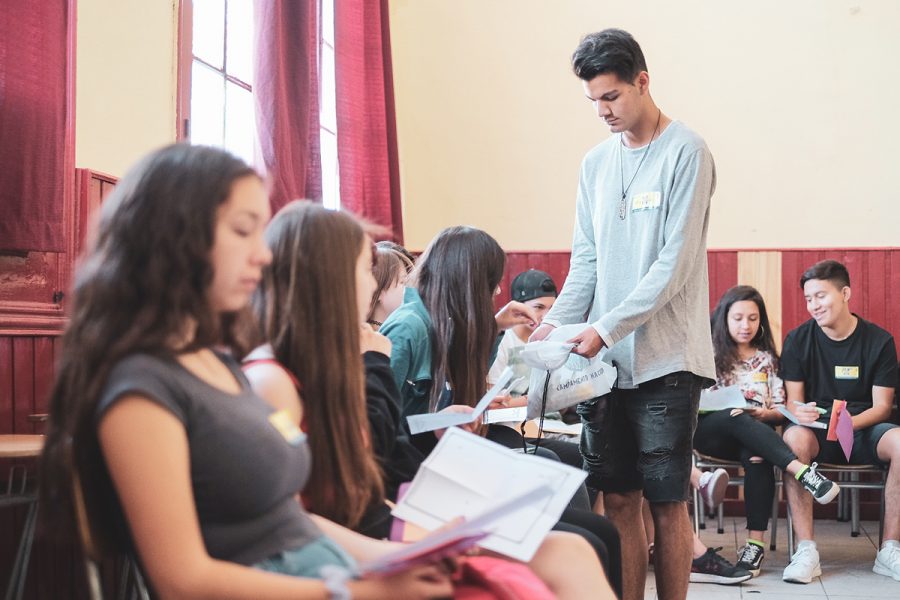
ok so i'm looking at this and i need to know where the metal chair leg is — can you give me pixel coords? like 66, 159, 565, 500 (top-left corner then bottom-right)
717, 501, 725, 534
4, 498, 38, 600
692, 485, 701, 536
879, 471, 886, 547
117, 558, 133, 600
769, 469, 780, 551
786, 501, 795, 556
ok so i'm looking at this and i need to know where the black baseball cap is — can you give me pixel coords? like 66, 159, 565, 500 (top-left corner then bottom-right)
510, 269, 557, 303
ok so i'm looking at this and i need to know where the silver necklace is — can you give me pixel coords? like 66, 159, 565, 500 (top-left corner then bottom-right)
618, 109, 662, 220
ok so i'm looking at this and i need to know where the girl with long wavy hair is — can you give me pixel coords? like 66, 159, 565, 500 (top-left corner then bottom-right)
697, 285, 839, 577
38, 145, 453, 599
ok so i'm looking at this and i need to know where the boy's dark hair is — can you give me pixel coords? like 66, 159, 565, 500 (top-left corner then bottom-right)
800, 259, 851, 290
572, 28, 648, 83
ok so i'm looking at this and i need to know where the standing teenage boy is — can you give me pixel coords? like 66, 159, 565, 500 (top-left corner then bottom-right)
531, 28, 716, 600
780, 259, 900, 583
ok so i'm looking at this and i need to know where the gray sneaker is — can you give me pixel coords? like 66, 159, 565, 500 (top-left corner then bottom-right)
735, 542, 765, 577
783, 542, 821, 584
690, 547, 753, 585
798, 462, 840, 504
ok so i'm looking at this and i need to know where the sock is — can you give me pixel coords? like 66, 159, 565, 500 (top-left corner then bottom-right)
795, 465, 810, 480
747, 538, 765, 548
797, 540, 816, 551
882, 539, 899, 550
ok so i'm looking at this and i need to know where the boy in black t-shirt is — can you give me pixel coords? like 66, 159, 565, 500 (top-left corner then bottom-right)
780, 260, 900, 584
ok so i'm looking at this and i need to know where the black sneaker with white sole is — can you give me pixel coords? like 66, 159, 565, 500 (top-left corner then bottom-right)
735, 542, 765, 577
798, 462, 840, 504
690, 547, 753, 585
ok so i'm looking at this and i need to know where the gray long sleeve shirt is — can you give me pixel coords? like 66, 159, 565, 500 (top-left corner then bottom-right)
543, 120, 716, 388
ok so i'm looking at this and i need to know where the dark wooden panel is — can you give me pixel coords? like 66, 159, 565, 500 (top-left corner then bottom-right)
707, 250, 738, 311
781, 249, 899, 343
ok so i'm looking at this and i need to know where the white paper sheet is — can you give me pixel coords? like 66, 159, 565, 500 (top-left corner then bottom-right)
482, 406, 528, 424
391, 428, 586, 561
406, 368, 513, 435
536, 420, 582, 436
359, 485, 553, 575
699, 385, 749, 412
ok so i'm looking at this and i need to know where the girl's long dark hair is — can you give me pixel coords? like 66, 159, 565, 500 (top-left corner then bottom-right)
250, 201, 383, 528
413, 226, 506, 411
710, 285, 779, 378
39, 144, 257, 557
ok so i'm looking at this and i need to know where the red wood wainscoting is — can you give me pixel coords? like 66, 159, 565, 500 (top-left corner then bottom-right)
1, 170, 116, 599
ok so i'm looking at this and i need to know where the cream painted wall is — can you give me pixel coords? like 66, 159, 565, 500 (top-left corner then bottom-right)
75, 0, 178, 177
389, 0, 900, 251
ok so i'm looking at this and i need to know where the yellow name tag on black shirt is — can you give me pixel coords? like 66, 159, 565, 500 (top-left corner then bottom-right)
834, 366, 859, 380
268, 409, 306, 445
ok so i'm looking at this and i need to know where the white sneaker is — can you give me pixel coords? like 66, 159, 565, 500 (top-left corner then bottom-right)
873, 541, 900, 581
783, 542, 821, 584
698, 468, 729, 510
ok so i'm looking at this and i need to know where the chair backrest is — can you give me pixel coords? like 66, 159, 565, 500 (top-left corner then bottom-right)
72, 472, 151, 600
72, 472, 105, 600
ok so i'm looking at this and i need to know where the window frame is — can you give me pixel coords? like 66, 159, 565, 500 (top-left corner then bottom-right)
176, 0, 254, 145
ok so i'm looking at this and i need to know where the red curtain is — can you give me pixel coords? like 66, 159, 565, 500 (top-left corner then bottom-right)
253, 0, 322, 211
335, 0, 404, 243
0, 0, 68, 252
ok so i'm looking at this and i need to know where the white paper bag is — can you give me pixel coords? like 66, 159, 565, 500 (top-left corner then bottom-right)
523, 324, 617, 419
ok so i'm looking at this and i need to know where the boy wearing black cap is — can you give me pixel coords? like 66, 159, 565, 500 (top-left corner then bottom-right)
487, 269, 558, 391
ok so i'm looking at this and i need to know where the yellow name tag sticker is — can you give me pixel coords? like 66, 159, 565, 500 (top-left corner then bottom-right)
835, 366, 859, 380
751, 372, 768, 383
631, 191, 662, 212
268, 409, 306, 446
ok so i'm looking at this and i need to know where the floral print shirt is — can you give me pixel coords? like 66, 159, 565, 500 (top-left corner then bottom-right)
709, 349, 785, 408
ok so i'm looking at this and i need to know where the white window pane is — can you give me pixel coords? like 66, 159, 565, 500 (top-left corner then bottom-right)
320, 129, 340, 209
191, 61, 225, 147
320, 44, 336, 132
224, 83, 256, 166
192, 0, 225, 69
226, 0, 253, 84
322, 0, 334, 46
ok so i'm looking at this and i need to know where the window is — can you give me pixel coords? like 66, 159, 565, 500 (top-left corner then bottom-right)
179, 0, 339, 205
185, 0, 256, 165
319, 0, 340, 209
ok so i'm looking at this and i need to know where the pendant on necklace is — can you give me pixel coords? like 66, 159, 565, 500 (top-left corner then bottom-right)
618, 194, 627, 220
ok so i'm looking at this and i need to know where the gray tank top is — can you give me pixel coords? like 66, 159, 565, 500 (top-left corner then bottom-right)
96, 351, 321, 565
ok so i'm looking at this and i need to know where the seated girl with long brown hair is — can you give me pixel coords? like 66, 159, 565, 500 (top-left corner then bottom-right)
38, 145, 454, 599
243, 201, 616, 599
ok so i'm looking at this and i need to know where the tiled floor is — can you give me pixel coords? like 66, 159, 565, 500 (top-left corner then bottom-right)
642, 517, 898, 599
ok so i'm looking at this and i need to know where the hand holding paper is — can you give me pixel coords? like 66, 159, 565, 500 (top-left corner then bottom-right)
406, 368, 514, 435
776, 405, 827, 429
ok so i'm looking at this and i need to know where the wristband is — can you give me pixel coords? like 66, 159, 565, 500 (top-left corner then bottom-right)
320, 565, 352, 600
